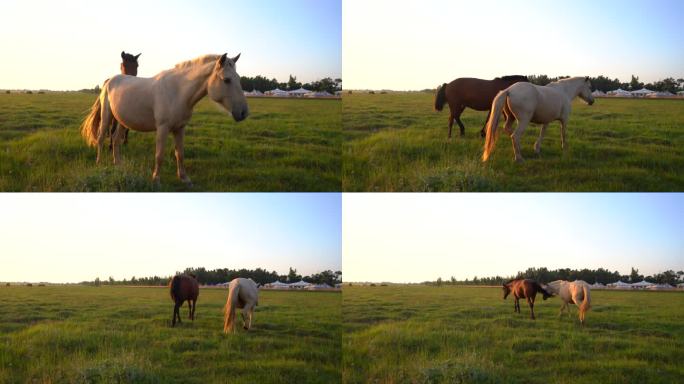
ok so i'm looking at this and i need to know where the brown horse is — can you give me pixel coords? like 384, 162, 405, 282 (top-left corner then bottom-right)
169, 273, 199, 327
434, 76, 528, 138
109, 51, 141, 149
502, 279, 552, 320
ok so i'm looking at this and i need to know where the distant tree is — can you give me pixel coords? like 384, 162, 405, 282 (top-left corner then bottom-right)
108, 276, 114, 285
629, 267, 643, 283
436, 277, 443, 287
287, 267, 301, 283
5, 90, 9, 94
94, 277, 101, 287
287, 75, 301, 91
629, 75, 643, 90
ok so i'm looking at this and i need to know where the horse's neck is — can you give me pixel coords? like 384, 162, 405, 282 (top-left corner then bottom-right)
165, 63, 214, 108
553, 79, 583, 100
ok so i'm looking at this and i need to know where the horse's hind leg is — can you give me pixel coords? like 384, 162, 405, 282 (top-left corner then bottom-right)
96, 96, 114, 165
111, 121, 126, 165
480, 110, 491, 137
534, 123, 549, 154
447, 112, 454, 139
172, 127, 192, 186
511, 117, 530, 163
109, 120, 117, 150
172, 302, 181, 326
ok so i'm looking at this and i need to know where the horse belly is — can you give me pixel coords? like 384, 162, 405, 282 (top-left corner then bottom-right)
108, 80, 157, 132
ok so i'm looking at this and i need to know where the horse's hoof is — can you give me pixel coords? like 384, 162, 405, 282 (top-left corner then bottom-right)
243, 326, 249, 330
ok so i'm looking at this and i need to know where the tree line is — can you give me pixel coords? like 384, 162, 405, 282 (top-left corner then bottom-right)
83, 267, 342, 287
527, 74, 684, 93
426, 267, 684, 287
239, 75, 342, 94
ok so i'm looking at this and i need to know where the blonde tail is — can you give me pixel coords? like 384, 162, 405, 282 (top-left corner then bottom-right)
223, 283, 240, 333
579, 284, 591, 323
482, 90, 507, 162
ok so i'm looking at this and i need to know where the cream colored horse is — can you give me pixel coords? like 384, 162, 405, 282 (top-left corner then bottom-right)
482, 77, 594, 162
224, 277, 259, 333
544, 280, 592, 324
81, 53, 249, 185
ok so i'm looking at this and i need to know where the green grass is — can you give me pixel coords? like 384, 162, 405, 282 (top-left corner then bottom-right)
0, 286, 340, 383
343, 93, 684, 191
343, 285, 684, 384
0, 93, 341, 191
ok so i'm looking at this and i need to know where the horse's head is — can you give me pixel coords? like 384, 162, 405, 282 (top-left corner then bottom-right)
502, 284, 511, 299
208, 53, 249, 122
121, 51, 140, 76
541, 285, 553, 300
579, 76, 594, 105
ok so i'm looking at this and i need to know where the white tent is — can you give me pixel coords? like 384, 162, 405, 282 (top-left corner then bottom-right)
677, 91, 684, 96
648, 284, 674, 290
631, 280, 654, 288
591, 282, 606, 289
609, 280, 632, 289
288, 87, 311, 96
608, 88, 632, 97
289, 280, 312, 288
591, 90, 606, 96
267, 88, 289, 97
646, 91, 674, 98
244, 89, 264, 96
677, 283, 684, 289
266, 280, 290, 289
630, 88, 654, 97
305, 91, 333, 98
306, 283, 332, 290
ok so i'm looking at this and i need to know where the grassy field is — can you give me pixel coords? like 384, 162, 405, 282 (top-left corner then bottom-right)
343, 285, 684, 384
0, 285, 340, 383
0, 93, 340, 191
343, 93, 684, 191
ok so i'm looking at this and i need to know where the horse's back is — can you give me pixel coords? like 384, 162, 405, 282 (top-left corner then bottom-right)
446, 78, 500, 110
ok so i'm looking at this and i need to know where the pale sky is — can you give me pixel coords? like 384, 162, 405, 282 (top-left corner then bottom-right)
343, 0, 684, 90
0, 193, 341, 283
0, 0, 341, 90
343, 193, 683, 283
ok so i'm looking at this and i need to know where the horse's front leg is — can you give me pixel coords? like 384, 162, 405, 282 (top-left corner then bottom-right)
152, 126, 170, 184
172, 127, 192, 186
560, 118, 568, 150
527, 297, 535, 320
535, 123, 549, 154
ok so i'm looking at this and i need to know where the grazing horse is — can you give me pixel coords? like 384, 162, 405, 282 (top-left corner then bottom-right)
169, 274, 199, 327
223, 278, 259, 333
81, 53, 249, 185
544, 280, 591, 324
502, 279, 553, 320
482, 76, 594, 162
109, 51, 141, 149
434, 76, 528, 138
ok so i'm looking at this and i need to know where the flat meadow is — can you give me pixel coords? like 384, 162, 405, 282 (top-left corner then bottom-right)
343, 285, 684, 384
0, 93, 341, 191
0, 285, 341, 383
343, 93, 684, 191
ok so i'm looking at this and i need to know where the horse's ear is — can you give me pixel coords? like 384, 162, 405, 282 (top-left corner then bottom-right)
121, 51, 126, 60
585, 76, 590, 82
135, 53, 141, 60
232, 53, 241, 63
219, 53, 228, 67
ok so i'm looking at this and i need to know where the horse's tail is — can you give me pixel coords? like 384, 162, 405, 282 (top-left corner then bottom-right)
434, 83, 447, 111
579, 283, 591, 316
170, 275, 181, 302
223, 281, 240, 333
482, 90, 507, 162
80, 84, 108, 147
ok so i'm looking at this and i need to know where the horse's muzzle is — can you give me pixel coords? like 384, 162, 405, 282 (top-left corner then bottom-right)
232, 107, 249, 122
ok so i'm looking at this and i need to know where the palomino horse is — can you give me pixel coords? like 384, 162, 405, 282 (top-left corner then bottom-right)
169, 274, 199, 327
81, 53, 249, 185
482, 76, 594, 162
544, 280, 591, 324
434, 76, 528, 138
109, 51, 141, 149
224, 278, 259, 333
503, 279, 553, 320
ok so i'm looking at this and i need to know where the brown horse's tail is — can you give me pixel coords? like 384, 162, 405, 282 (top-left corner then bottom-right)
434, 83, 447, 111
579, 283, 591, 320
170, 275, 181, 302
482, 90, 507, 162
223, 281, 240, 333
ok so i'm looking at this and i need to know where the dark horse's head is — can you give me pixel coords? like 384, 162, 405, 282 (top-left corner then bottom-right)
540, 284, 553, 300
121, 51, 141, 76
502, 282, 512, 299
